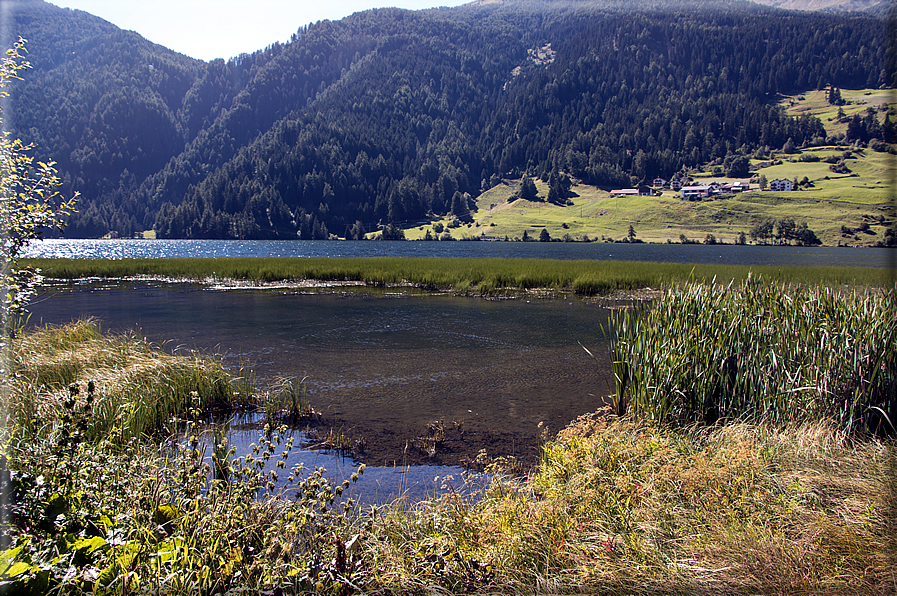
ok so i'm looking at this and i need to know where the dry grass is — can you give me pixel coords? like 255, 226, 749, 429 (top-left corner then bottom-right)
361, 413, 895, 594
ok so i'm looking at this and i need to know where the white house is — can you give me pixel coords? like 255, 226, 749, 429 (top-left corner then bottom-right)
681, 185, 711, 200
769, 178, 794, 192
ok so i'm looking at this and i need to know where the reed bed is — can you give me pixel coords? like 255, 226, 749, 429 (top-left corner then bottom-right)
23, 256, 895, 295
609, 278, 897, 432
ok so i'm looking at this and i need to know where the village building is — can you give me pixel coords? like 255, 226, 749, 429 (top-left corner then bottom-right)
769, 178, 794, 192
610, 188, 639, 197
681, 185, 711, 200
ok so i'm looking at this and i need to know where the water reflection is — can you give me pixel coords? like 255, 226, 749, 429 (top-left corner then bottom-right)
198, 414, 490, 507
25, 238, 896, 268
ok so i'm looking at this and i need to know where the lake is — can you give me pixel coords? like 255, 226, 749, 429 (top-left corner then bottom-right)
24, 238, 896, 268
24, 238, 892, 503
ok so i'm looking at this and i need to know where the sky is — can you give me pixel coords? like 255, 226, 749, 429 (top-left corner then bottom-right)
47, 0, 472, 62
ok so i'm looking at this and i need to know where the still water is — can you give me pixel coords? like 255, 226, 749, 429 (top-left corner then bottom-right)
28, 280, 614, 501
24, 238, 896, 268
198, 414, 491, 506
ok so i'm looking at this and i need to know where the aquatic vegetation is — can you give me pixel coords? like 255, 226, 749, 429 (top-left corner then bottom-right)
262, 376, 317, 427
303, 425, 366, 456
1, 413, 366, 594
24, 256, 894, 296
610, 278, 897, 433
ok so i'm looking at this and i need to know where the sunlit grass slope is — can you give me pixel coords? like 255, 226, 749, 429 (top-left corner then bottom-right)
399, 90, 895, 246
781, 87, 895, 138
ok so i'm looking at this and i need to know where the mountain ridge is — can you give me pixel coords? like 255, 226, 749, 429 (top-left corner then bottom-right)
6, 0, 891, 239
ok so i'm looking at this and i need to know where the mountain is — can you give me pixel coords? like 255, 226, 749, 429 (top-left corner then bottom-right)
5, 0, 890, 239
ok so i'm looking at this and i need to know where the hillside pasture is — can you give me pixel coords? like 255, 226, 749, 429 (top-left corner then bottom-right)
781, 87, 896, 138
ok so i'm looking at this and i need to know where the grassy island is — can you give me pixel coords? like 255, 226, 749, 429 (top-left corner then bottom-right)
22, 256, 896, 296
0, 280, 894, 594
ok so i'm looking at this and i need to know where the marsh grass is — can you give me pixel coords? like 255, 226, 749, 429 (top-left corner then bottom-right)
6, 318, 249, 444
24, 256, 896, 295
262, 376, 316, 427
610, 278, 897, 432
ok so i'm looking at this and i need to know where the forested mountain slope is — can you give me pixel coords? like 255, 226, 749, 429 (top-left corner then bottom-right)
6, 0, 891, 239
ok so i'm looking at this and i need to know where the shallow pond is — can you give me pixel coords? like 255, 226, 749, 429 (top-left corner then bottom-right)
195, 413, 490, 507
29, 281, 615, 474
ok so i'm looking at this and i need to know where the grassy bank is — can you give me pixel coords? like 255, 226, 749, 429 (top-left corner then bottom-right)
364, 415, 894, 594
23, 256, 895, 295
4, 319, 251, 445
1, 281, 894, 594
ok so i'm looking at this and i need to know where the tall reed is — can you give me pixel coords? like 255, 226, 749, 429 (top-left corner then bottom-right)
610, 278, 897, 432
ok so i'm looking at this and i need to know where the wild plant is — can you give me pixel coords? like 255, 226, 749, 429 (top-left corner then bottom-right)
609, 278, 896, 432
263, 376, 316, 427
2, 321, 378, 594
1, 404, 368, 594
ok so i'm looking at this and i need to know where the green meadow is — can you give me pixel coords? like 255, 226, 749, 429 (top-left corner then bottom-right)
395, 88, 896, 247
782, 87, 895, 138
405, 149, 894, 246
